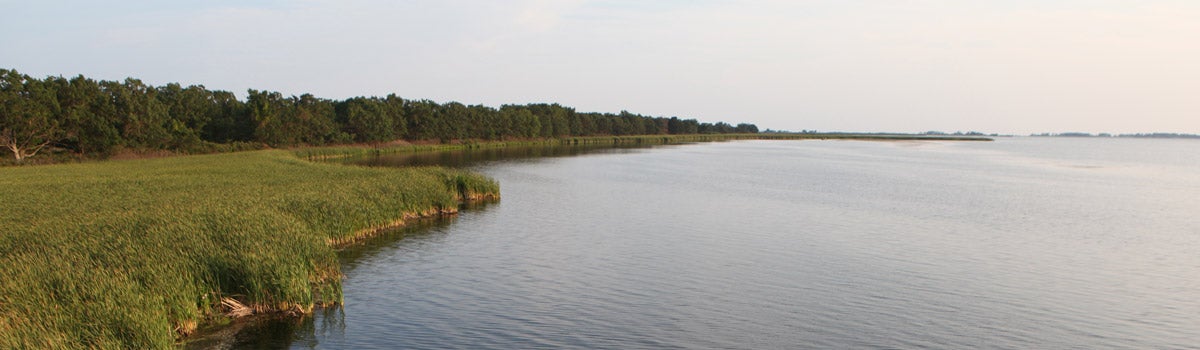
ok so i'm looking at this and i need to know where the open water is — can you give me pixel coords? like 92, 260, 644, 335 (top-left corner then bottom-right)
225, 137, 1200, 349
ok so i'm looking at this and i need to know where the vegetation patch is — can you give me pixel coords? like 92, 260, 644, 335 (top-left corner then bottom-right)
0, 150, 498, 349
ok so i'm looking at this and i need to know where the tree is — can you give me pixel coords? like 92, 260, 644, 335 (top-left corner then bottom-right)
105, 78, 171, 149
157, 83, 216, 150
246, 89, 290, 146
403, 99, 439, 140
381, 94, 407, 140
202, 90, 251, 143
0, 69, 760, 161
0, 69, 63, 161
529, 104, 571, 138
290, 93, 341, 145
338, 97, 394, 145
499, 105, 540, 138
46, 74, 120, 157
435, 102, 468, 142
735, 123, 759, 133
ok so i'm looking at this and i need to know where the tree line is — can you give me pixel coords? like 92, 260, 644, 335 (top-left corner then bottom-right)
0, 69, 758, 161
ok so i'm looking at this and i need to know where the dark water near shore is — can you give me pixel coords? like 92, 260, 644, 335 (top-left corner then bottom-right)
225, 138, 1200, 349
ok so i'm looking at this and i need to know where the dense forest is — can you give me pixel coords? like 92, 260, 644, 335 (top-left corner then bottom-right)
0, 69, 757, 161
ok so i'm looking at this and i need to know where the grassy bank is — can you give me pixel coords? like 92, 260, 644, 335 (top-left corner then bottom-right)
294, 133, 992, 160
0, 150, 498, 349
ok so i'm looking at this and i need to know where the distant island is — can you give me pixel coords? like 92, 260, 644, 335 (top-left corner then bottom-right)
1030, 132, 1200, 139
762, 129, 1002, 137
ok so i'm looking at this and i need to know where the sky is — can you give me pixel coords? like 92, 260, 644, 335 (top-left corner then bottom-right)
2, 0, 1197, 134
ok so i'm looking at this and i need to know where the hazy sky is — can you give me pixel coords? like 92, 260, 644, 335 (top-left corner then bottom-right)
3, 0, 1197, 134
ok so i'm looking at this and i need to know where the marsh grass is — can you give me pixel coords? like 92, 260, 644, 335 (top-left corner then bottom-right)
0, 150, 497, 349
293, 133, 991, 161
292, 135, 721, 160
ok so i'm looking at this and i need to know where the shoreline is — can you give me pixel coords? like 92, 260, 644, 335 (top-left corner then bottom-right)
2, 135, 976, 348
327, 191, 500, 249
182, 194, 500, 348
181, 172, 503, 340
0, 133, 989, 167
178, 196, 496, 347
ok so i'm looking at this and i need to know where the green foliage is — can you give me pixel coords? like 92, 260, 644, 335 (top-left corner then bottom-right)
106, 78, 173, 149
0, 69, 64, 161
0, 68, 760, 162
49, 75, 120, 157
337, 96, 401, 145
201, 90, 252, 143
247, 91, 344, 146
0, 150, 498, 348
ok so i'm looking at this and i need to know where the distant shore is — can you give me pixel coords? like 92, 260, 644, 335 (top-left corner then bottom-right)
1030, 132, 1200, 139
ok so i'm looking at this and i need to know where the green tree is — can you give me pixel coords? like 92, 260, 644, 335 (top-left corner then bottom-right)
338, 97, 394, 145
529, 104, 571, 138
403, 99, 439, 140
246, 89, 292, 146
735, 123, 759, 133
291, 93, 342, 145
202, 90, 251, 143
436, 102, 469, 142
1, 69, 760, 160
382, 94, 407, 140
0, 69, 63, 161
157, 83, 217, 150
500, 105, 540, 138
105, 78, 171, 149
46, 75, 121, 157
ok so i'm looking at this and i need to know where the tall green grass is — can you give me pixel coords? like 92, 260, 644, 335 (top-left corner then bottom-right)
0, 150, 498, 349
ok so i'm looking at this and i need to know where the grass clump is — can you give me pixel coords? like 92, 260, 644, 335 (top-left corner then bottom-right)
0, 150, 498, 349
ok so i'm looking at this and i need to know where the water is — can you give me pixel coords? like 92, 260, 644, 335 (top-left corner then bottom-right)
225, 137, 1200, 349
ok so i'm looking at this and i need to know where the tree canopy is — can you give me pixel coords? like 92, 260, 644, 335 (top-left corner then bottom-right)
0, 69, 758, 161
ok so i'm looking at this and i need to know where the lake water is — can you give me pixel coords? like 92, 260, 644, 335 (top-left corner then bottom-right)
227, 137, 1200, 349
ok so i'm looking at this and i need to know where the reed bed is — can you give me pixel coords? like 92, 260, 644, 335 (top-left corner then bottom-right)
0, 150, 498, 349
294, 133, 991, 160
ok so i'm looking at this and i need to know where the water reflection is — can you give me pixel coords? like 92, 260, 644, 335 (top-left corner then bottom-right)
336, 216, 458, 267
184, 314, 312, 350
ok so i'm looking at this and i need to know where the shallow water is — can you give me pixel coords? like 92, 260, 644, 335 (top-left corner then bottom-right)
227, 137, 1200, 349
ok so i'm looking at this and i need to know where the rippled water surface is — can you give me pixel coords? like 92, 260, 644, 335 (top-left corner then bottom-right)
231, 138, 1200, 349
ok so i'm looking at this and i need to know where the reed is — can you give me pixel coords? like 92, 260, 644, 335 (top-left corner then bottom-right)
0, 150, 498, 349
293, 133, 992, 160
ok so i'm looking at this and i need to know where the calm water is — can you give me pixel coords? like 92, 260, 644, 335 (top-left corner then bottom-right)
226, 137, 1200, 349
